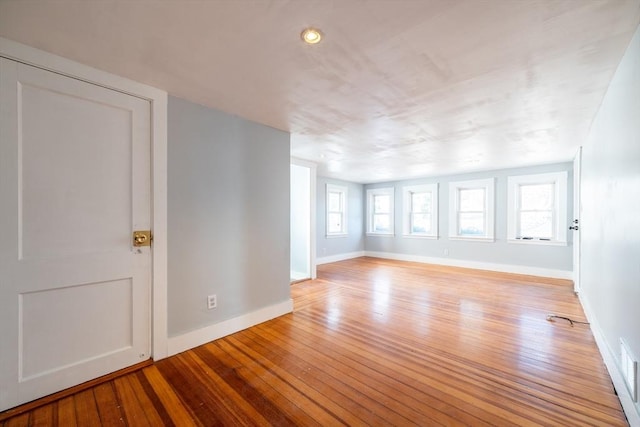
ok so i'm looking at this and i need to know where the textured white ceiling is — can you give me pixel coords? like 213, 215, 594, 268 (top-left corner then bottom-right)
1, 0, 639, 183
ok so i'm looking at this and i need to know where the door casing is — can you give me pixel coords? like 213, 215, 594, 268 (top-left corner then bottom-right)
0, 37, 169, 362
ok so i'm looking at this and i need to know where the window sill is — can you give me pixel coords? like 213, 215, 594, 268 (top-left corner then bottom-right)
448, 236, 495, 242
366, 232, 394, 237
508, 238, 567, 246
402, 234, 438, 240
326, 233, 348, 239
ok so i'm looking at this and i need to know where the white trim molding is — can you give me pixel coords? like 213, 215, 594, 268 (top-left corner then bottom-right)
326, 183, 348, 237
0, 37, 169, 361
167, 299, 294, 357
507, 171, 568, 246
364, 251, 573, 280
448, 178, 495, 241
316, 251, 365, 265
366, 187, 395, 236
402, 183, 439, 238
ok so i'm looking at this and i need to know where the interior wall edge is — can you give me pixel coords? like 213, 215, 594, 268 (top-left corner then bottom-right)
579, 292, 640, 425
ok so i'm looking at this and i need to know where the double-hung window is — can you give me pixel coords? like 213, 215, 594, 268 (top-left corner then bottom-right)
326, 184, 347, 237
366, 187, 394, 235
507, 172, 567, 245
449, 178, 495, 241
402, 184, 438, 238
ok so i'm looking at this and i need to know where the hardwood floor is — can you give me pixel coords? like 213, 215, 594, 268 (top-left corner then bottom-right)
1, 257, 627, 426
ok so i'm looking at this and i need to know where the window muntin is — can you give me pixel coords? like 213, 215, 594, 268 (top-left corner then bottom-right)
508, 172, 567, 245
367, 188, 394, 235
448, 178, 495, 241
326, 184, 347, 237
402, 184, 438, 237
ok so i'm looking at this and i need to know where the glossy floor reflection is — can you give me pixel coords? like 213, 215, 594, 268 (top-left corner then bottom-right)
291, 257, 626, 426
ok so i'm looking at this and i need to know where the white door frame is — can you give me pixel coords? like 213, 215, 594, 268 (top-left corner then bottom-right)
572, 147, 582, 293
291, 157, 317, 280
0, 37, 169, 360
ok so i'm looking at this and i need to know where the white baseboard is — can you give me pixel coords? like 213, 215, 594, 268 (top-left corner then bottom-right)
363, 251, 573, 280
316, 251, 365, 265
579, 292, 640, 426
167, 299, 293, 357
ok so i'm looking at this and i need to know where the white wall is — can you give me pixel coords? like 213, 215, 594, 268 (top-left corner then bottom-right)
168, 96, 291, 339
580, 24, 640, 422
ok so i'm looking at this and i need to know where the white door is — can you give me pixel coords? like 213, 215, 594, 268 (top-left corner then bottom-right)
572, 147, 582, 293
0, 58, 151, 411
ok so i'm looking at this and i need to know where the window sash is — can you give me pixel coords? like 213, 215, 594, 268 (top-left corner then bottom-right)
506, 172, 567, 244
326, 184, 347, 236
367, 188, 394, 235
448, 178, 495, 240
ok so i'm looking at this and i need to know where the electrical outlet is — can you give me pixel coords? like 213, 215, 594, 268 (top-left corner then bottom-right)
443, 249, 449, 256
207, 294, 217, 310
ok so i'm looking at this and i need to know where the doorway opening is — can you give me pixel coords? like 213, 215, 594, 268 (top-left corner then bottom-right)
290, 160, 316, 282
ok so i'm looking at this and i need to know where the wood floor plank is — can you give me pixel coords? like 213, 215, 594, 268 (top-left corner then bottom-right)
93, 383, 125, 426
141, 366, 199, 427
55, 397, 76, 427
72, 389, 101, 426
0, 257, 628, 426
3, 412, 29, 427
30, 405, 53, 427
113, 376, 151, 426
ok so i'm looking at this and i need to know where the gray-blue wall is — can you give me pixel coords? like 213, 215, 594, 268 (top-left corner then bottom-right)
168, 96, 290, 337
316, 177, 364, 258
364, 163, 573, 273
581, 25, 640, 419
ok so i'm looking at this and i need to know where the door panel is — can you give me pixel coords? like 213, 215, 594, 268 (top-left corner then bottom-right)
0, 58, 151, 410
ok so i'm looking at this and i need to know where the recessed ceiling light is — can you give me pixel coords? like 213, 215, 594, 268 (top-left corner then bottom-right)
301, 28, 323, 44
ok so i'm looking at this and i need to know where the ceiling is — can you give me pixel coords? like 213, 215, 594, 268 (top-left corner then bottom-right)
1, 1, 639, 183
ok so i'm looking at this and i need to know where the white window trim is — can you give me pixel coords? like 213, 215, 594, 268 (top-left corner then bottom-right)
402, 183, 438, 239
448, 178, 495, 242
326, 183, 348, 237
366, 187, 395, 236
507, 172, 568, 246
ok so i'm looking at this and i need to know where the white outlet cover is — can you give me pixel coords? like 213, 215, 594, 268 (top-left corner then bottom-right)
207, 294, 217, 309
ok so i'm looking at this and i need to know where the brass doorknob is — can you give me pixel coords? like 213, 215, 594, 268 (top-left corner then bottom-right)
133, 230, 152, 247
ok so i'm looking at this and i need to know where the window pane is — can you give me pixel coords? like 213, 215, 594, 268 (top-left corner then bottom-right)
373, 214, 390, 233
374, 194, 390, 213
328, 213, 342, 233
520, 184, 554, 210
458, 212, 485, 235
411, 192, 431, 213
520, 211, 553, 238
328, 192, 341, 212
411, 213, 431, 233
459, 188, 485, 211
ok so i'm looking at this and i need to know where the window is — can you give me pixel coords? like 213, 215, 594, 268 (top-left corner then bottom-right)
507, 172, 568, 245
402, 184, 438, 238
367, 187, 394, 235
449, 178, 495, 241
326, 184, 347, 237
